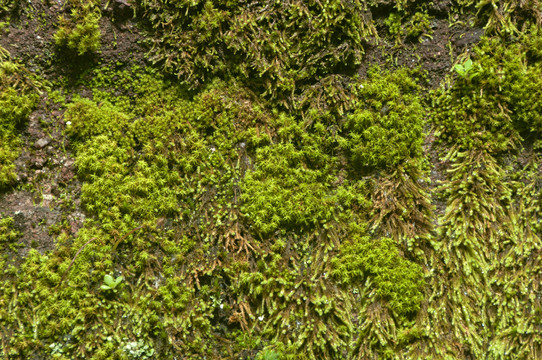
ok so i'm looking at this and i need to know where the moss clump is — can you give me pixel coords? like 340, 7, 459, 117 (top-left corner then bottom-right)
0, 69, 275, 358
384, 9, 433, 44
2, 0, 542, 357
138, 0, 377, 99
340, 67, 425, 169
0, 216, 20, 243
0, 0, 16, 13
434, 33, 542, 152
240, 114, 339, 236
523, 23, 542, 61
0, 57, 39, 189
405, 11, 432, 40
1, 63, 428, 358
424, 27, 542, 360
241, 144, 335, 235
473, 0, 542, 35
54, 0, 101, 55
0, 215, 21, 281
368, 160, 434, 251
64, 97, 132, 144
332, 233, 425, 316
0, 215, 21, 255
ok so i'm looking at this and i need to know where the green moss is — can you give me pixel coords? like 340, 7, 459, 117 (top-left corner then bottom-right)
65, 98, 132, 143
0, 68, 278, 358
240, 134, 337, 235
405, 11, 432, 41
0, 216, 21, 251
0, 0, 17, 13
523, 23, 542, 61
384, 10, 433, 44
474, 0, 542, 35
54, 0, 101, 55
332, 233, 424, 316
384, 12, 403, 41
0, 59, 428, 358
368, 160, 434, 251
137, 0, 377, 99
2, 2, 541, 357
47, 89, 66, 105
422, 30, 542, 359
340, 67, 424, 169
434, 32, 542, 152
0, 58, 39, 189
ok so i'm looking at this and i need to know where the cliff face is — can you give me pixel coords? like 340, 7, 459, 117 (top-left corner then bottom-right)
0, 1, 541, 359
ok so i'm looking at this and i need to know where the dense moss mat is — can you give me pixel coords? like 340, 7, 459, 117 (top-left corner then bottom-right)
426, 30, 542, 359
0, 65, 428, 358
0, 0, 541, 359
136, 0, 377, 100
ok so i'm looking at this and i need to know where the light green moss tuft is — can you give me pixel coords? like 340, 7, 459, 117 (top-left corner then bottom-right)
54, 0, 101, 55
340, 67, 425, 169
0, 58, 39, 189
332, 233, 425, 316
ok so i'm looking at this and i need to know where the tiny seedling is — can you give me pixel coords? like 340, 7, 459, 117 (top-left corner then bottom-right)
453, 58, 478, 80
100, 274, 123, 291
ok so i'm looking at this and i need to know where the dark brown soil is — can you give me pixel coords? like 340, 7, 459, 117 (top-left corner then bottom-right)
0, 0, 146, 79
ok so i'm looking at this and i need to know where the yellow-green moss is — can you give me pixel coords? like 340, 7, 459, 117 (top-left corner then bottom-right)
137, 0, 377, 101
433, 33, 542, 152
332, 233, 424, 316
0, 58, 39, 189
2, 2, 542, 358
340, 66, 425, 169
54, 0, 101, 55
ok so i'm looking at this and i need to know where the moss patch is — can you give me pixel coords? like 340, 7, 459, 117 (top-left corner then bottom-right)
0, 56, 39, 189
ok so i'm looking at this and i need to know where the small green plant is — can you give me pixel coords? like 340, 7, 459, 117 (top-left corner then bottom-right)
384, 12, 403, 41
453, 58, 478, 80
453, 58, 472, 76
100, 274, 122, 291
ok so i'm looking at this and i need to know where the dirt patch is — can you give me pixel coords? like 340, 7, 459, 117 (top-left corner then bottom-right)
0, 1, 59, 71
0, 94, 84, 259
0, 0, 147, 81
1, 190, 61, 254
